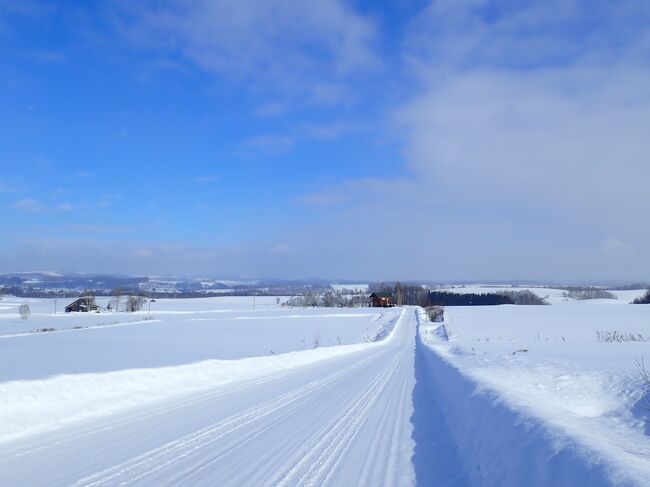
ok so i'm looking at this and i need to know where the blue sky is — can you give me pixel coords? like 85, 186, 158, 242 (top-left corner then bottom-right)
1, 0, 649, 282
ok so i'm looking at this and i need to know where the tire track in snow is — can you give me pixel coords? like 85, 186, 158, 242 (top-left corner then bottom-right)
301, 355, 401, 487
356, 350, 414, 486
5, 367, 299, 461
71, 350, 385, 487
269, 311, 417, 487
161, 351, 397, 487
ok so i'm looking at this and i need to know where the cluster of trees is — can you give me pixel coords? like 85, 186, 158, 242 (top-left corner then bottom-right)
563, 288, 616, 300
499, 290, 548, 305
126, 295, 146, 312
103, 289, 148, 312
633, 290, 650, 304
284, 290, 369, 308
369, 282, 430, 306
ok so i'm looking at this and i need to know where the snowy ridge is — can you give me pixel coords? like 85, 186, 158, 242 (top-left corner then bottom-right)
0, 309, 405, 444
418, 308, 650, 486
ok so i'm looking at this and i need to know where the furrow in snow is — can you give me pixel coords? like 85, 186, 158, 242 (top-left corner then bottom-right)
72, 350, 385, 486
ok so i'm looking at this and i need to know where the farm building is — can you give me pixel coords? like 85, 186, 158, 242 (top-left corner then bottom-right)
65, 297, 99, 313
369, 292, 394, 307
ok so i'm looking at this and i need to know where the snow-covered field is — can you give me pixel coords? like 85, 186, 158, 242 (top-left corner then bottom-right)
0, 301, 411, 486
2, 291, 650, 485
435, 284, 647, 304
421, 298, 650, 485
0, 296, 401, 446
0, 296, 397, 381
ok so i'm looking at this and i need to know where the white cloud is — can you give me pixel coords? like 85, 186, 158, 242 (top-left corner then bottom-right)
395, 65, 650, 224
288, 1, 650, 281
112, 0, 379, 99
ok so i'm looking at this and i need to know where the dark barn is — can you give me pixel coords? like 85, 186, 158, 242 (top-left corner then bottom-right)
369, 292, 394, 307
65, 297, 99, 313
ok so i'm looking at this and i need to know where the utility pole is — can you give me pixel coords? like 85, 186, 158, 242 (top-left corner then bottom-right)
54, 298, 57, 315
253, 295, 256, 311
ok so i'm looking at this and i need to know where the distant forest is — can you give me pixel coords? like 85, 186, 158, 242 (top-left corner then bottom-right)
428, 290, 547, 306
368, 283, 547, 307
428, 292, 514, 306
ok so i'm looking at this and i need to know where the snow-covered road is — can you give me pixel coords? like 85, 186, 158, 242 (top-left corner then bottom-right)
0, 309, 418, 486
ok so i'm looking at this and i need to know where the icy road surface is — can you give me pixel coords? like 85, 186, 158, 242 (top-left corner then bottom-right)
0, 309, 417, 486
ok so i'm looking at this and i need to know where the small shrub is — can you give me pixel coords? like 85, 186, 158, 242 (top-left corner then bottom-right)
18, 304, 30, 320
425, 306, 444, 322
597, 330, 650, 342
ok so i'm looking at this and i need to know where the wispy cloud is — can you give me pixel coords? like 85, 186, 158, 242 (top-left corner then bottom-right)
98, 192, 122, 208
25, 48, 66, 64
0, 180, 13, 193
254, 102, 286, 118
11, 199, 43, 213
131, 248, 154, 258
303, 120, 363, 140
240, 134, 294, 157
195, 175, 217, 184
11, 199, 77, 213
111, 0, 379, 100
56, 203, 74, 212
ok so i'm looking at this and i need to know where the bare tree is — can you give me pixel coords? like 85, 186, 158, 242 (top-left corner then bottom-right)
323, 291, 335, 307
395, 281, 404, 306
18, 304, 30, 320
112, 287, 124, 312
126, 294, 146, 312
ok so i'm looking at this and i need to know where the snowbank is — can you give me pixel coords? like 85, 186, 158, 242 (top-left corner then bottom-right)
418, 307, 650, 486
